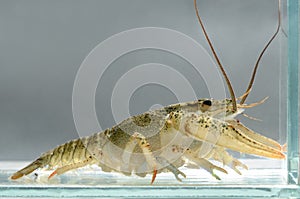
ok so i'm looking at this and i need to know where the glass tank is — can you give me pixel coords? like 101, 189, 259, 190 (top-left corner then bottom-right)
0, 0, 299, 198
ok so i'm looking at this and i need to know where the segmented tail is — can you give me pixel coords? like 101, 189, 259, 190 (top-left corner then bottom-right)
10, 158, 44, 180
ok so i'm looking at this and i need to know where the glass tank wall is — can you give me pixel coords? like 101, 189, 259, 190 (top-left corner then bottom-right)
0, 0, 299, 198
287, 0, 299, 187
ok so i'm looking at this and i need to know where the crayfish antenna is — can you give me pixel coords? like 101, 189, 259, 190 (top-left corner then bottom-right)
194, 0, 237, 112
240, 0, 281, 104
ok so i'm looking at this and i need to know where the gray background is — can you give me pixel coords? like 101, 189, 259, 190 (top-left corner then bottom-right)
0, 0, 287, 160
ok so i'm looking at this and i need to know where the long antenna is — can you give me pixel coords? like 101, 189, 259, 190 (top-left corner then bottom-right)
240, 0, 281, 104
194, 0, 237, 112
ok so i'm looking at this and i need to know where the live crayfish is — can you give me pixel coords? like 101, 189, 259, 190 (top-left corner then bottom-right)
11, 0, 285, 183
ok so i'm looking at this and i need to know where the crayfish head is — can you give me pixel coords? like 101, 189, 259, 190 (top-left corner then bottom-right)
195, 98, 245, 120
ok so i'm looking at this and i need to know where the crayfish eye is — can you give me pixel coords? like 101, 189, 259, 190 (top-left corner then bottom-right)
200, 99, 212, 112
203, 100, 212, 106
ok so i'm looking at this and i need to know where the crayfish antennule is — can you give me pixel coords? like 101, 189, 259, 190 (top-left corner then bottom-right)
237, 88, 252, 101
238, 96, 269, 109
242, 113, 262, 122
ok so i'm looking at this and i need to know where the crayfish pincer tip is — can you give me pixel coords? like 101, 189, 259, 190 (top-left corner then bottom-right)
10, 172, 23, 180
48, 170, 57, 180
150, 169, 157, 184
